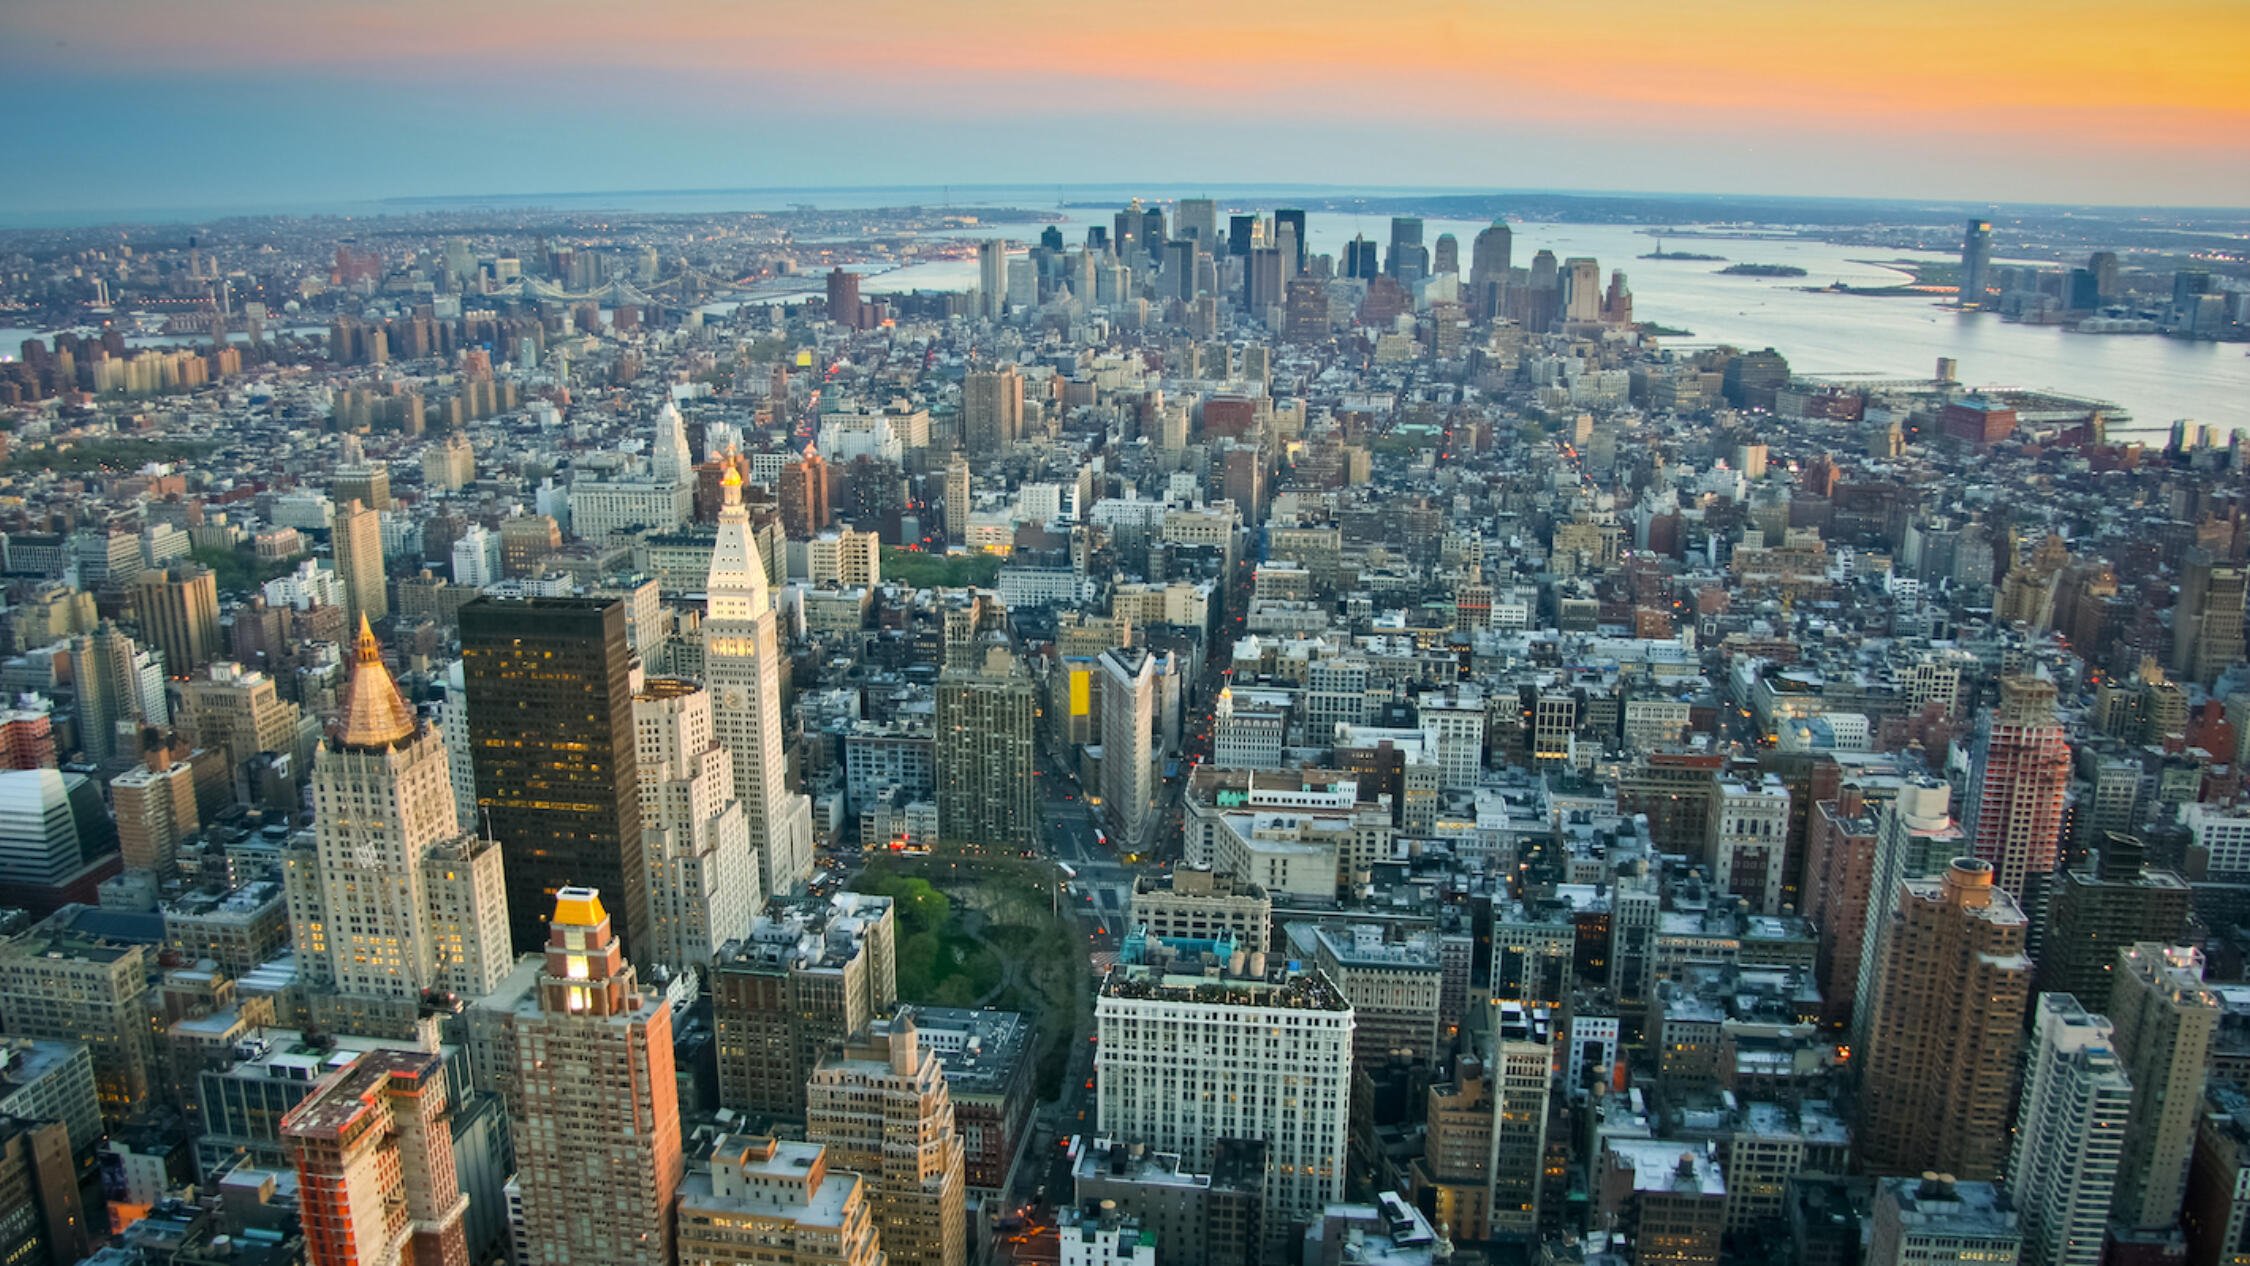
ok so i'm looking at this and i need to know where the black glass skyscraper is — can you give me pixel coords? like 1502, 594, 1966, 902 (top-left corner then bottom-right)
460, 595, 648, 957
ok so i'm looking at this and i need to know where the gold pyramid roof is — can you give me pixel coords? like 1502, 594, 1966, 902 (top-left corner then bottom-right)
337, 615, 418, 749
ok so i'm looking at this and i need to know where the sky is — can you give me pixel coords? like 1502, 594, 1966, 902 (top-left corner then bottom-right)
3, 0, 2246, 218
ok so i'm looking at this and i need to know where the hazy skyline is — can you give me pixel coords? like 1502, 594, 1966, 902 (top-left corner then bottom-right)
5, 0, 2246, 217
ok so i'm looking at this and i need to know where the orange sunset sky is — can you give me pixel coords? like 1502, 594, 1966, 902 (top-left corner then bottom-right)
2, 0, 2244, 213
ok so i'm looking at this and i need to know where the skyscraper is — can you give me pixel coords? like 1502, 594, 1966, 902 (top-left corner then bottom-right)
130, 563, 220, 676
632, 678, 760, 975
1243, 248, 1282, 315
1097, 939, 1354, 1229
461, 595, 649, 956
2173, 548, 2245, 688
806, 1018, 967, 1266
1960, 218, 1993, 309
1174, 198, 1219, 245
282, 1049, 470, 1266
1858, 857, 2030, 1181
675, 1135, 884, 1266
706, 463, 815, 899
1226, 214, 1257, 258
711, 892, 897, 1122
1165, 238, 1196, 301
1432, 232, 1459, 276
1274, 208, 1307, 272
1342, 235, 1379, 280
977, 239, 1007, 320
2010, 994, 2133, 1266
1098, 647, 1159, 851
962, 366, 1024, 456
1385, 217, 1426, 282
1962, 675, 2072, 900
1470, 220, 1513, 319
1561, 257, 1603, 323
303, 618, 513, 1015
935, 642, 1038, 848
2108, 943, 2217, 1232
943, 452, 971, 547
825, 267, 862, 326
334, 496, 388, 628
513, 889, 683, 1266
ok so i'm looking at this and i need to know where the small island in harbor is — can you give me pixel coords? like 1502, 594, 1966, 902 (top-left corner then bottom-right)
1637, 322, 1694, 337
1719, 263, 1809, 277
1639, 250, 1727, 261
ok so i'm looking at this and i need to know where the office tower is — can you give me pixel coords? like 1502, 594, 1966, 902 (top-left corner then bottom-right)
1097, 939, 1353, 1229
2011, 994, 2133, 1266
631, 678, 760, 974
1342, 235, 1378, 280
111, 739, 201, 875
1072, 1138, 1264, 1266
705, 465, 815, 899
1005, 257, 1036, 310
0, 1116, 87, 1266
498, 515, 562, 577
977, 239, 1007, 319
1597, 1139, 1726, 1266
1243, 248, 1282, 315
1098, 647, 1159, 851
462, 596, 649, 956
1139, 206, 1165, 260
1867, 1176, 2022, 1266
1284, 277, 1329, 342
1274, 208, 1307, 272
334, 497, 388, 628
1432, 232, 1459, 275
1175, 197, 1218, 244
963, 366, 1024, 456
1131, 867, 1269, 945
1385, 216, 1425, 281
2109, 944, 2217, 1231
806, 1018, 967, 1266
1226, 214, 1257, 257
1961, 218, 1993, 308
0, 917, 152, 1126
1470, 220, 1512, 318
1843, 779, 1965, 1042
652, 399, 692, 483
0, 768, 116, 915
2185, 1085, 2250, 1266
177, 660, 304, 797
2089, 251, 2120, 303
777, 444, 831, 538
2174, 548, 2245, 687
1858, 858, 2031, 1180
935, 642, 1038, 848
1163, 238, 1195, 302
1962, 675, 2072, 900
282, 1048, 470, 1266
825, 267, 862, 325
1561, 257, 1603, 322
451, 523, 500, 588
1521, 251, 1557, 332
2031, 834, 2191, 1004
335, 460, 391, 513
943, 452, 972, 546
130, 563, 220, 675
711, 892, 897, 1121
423, 431, 475, 491
513, 889, 684, 1266
676, 1134, 884, 1266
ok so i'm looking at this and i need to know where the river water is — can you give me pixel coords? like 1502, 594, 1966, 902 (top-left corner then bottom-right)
6, 188, 2241, 438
